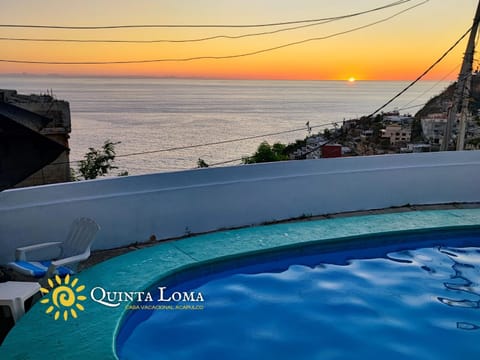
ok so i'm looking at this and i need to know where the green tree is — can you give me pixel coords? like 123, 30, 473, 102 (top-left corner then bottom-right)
75, 140, 128, 180
284, 138, 307, 154
243, 141, 289, 164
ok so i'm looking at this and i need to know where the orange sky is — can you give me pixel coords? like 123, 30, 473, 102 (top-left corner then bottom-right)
0, 0, 478, 80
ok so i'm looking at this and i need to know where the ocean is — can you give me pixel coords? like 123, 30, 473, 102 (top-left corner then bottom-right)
0, 76, 450, 175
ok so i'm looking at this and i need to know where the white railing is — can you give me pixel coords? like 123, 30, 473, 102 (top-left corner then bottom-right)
1, 151, 479, 264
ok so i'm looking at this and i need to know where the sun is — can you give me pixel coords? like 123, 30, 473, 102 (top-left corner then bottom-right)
40, 274, 87, 321
348, 77, 356, 83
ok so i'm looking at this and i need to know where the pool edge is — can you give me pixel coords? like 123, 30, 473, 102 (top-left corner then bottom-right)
1, 208, 480, 359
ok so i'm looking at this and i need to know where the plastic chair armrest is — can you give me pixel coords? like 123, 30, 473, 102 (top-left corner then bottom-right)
15, 242, 63, 261
51, 251, 90, 268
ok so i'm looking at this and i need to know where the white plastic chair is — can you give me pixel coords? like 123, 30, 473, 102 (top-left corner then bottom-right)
8, 217, 100, 278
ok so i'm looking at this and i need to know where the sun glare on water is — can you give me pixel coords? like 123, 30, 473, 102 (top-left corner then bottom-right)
348, 77, 356, 83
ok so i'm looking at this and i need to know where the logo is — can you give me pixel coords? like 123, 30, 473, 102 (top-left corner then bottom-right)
39, 280, 205, 319
90, 286, 205, 310
40, 274, 87, 321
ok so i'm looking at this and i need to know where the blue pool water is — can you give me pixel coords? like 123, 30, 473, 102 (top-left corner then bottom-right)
116, 230, 480, 359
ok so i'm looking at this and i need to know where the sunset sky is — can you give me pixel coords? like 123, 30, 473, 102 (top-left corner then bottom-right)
0, 0, 478, 80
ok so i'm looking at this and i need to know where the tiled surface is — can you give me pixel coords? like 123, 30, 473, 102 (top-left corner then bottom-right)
1, 209, 479, 359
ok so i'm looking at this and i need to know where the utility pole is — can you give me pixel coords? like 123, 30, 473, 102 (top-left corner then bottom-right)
441, 0, 480, 151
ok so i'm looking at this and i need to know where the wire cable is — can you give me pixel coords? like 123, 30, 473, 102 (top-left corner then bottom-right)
0, 120, 331, 174
0, 1, 411, 30
0, 1, 412, 44
2, 123, 317, 172
0, 21, 333, 44
397, 64, 460, 111
394, 30, 480, 113
366, 26, 472, 117
112, 123, 332, 159
396, 103, 428, 111
0, 1, 428, 65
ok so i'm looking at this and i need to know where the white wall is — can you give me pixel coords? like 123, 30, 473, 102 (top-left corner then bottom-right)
1, 151, 479, 264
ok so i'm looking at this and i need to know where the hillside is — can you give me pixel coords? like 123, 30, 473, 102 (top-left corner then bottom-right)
415, 73, 480, 118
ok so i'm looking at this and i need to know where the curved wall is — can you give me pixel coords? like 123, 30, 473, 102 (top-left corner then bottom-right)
0, 151, 479, 264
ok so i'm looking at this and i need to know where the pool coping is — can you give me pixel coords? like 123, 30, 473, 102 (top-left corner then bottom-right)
1, 208, 480, 359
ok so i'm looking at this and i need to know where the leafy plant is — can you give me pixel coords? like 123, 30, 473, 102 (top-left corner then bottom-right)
242, 141, 289, 164
73, 140, 128, 180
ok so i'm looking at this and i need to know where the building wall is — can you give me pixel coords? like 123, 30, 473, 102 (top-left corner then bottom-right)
421, 114, 462, 146
421, 118, 447, 145
1, 90, 71, 187
14, 152, 71, 187
383, 124, 411, 144
0, 151, 479, 264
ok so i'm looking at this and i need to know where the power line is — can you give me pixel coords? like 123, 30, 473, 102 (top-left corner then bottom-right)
0, 21, 332, 44
112, 123, 333, 160
0, 1, 428, 65
398, 64, 460, 111
395, 61, 478, 113
124, 121, 338, 167
0, 1, 411, 30
39, 121, 336, 169
366, 25, 472, 118
0, 1, 411, 44
395, 31, 480, 113
5, 121, 332, 173
4, 120, 336, 173
396, 103, 427, 111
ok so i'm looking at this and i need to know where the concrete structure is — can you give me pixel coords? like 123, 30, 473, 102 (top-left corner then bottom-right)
289, 136, 326, 160
382, 124, 411, 144
360, 130, 374, 141
421, 113, 458, 146
401, 144, 432, 153
0, 151, 479, 265
0, 89, 71, 187
383, 111, 414, 124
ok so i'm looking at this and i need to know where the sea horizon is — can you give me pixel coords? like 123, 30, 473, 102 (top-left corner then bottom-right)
0, 73, 455, 83
1, 75, 452, 175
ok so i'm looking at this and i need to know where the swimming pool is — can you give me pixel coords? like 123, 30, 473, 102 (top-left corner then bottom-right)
1, 209, 480, 359
116, 229, 480, 360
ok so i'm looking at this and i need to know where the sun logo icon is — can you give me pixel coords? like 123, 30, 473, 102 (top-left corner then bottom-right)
40, 274, 87, 321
